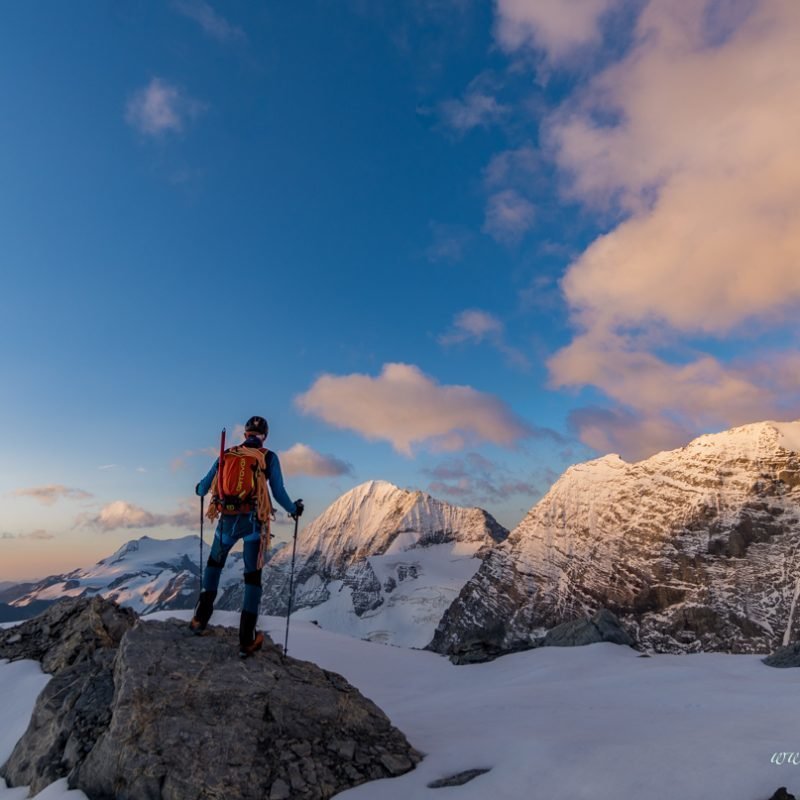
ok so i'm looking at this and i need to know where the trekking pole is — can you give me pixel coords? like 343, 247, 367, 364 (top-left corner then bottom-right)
283, 509, 301, 659
199, 495, 205, 592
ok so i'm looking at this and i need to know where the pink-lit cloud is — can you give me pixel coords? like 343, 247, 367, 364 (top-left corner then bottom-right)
172, 0, 246, 43
520, 0, 800, 457
76, 500, 197, 533
23, 529, 55, 541
495, 0, 620, 62
438, 73, 510, 134
125, 78, 205, 138
13, 485, 93, 506
0, 530, 56, 541
279, 444, 353, 478
483, 145, 539, 190
425, 222, 474, 264
296, 362, 536, 456
483, 189, 535, 244
439, 309, 530, 370
425, 452, 541, 505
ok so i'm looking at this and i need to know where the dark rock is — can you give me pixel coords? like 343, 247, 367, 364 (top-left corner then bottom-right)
543, 608, 635, 648
1, 602, 421, 800
766, 788, 796, 800
444, 625, 541, 665
0, 596, 136, 673
762, 641, 800, 667
1, 649, 115, 795
428, 768, 491, 788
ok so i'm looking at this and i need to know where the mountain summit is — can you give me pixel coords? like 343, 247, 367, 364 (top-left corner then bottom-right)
431, 420, 800, 657
235, 480, 508, 648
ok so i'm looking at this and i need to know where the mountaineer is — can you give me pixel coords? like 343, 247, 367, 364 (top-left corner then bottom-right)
190, 415, 303, 656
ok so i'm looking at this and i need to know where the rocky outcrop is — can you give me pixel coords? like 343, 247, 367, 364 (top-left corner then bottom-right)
763, 641, 800, 668
1, 598, 421, 799
440, 608, 635, 664
431, 421, 800, 658
541, 608, 635, 648
0, 595, 136, 673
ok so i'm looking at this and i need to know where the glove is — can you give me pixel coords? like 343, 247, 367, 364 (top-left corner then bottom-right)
291, 499, 304, 519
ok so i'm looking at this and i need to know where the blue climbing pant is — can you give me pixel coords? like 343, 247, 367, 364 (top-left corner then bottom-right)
202, 513, 268, 615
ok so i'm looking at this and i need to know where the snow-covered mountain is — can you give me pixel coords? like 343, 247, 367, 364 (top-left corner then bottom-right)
217, 480, 508, 647
431, 420, 800, 657
3, 535, 248, 616
3, 482, 507, 646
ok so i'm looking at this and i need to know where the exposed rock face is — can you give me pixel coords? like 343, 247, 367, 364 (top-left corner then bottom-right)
0, 595, 135, 673
763, 641, 800, 668
1, 598, 421, 800
216, 481, 508, 648
431, 421, 800, 658
1, 649, 116, 794
542, 608, 635, 648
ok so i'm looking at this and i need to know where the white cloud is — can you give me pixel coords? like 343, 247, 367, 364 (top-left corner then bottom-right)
77, 500, 197, 533
425, 452, 537, 504
483, 189, 535, 244
566, 406, 693, 462
21, 529, 55, 541
172, 0, 246, 43
530, 0, 800, 458
125, 78, 205, 138
426, 222, 473, 264
494, 0, 620, 62
279, 444, 353, 477
483, 145, 539, 189
548, 0, 800, 336
13, 485, 93, 506
439, 309, 531, 370
295, 362, 535, 456
439, 309, 504, 344
439, 90, 510, 133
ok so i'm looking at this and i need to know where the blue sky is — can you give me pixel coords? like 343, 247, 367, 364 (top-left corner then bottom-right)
2, 0, 799, 579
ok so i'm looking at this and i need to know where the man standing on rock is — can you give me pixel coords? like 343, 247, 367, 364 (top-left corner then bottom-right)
190, 415, 303, 657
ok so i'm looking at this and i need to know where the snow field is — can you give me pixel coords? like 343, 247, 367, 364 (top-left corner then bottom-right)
3, 608, 800, 800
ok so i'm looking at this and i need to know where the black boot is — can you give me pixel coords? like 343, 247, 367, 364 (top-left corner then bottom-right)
239, 610, 264, 657
190, 590, 217, 634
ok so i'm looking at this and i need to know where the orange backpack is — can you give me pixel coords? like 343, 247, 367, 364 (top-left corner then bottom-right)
213, 445, 272, 518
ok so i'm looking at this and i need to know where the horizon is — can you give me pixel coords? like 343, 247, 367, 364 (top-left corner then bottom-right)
3, 1, 800, 581
5, 416, 800, 584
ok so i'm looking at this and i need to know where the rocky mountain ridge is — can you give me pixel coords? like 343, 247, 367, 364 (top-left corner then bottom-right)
431, 420, 800, 658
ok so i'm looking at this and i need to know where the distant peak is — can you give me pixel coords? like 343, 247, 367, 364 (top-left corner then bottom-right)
345, 480, 405, 498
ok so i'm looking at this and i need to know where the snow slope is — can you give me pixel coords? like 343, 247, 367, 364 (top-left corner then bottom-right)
238, 480, 508, 647
3, 609, 800, 800
433, 420, 800, 657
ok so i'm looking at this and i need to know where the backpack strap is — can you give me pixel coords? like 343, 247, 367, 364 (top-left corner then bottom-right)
261, 448, 274, 477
